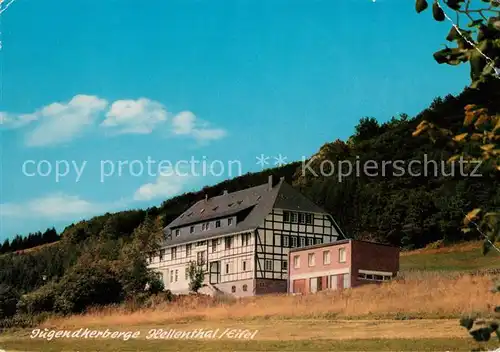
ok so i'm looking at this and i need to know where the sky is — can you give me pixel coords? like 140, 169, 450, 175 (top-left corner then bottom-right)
0, 0, 470, 241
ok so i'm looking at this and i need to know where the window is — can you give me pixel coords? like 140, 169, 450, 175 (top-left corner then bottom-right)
201, 223, 206, 231
291, 212, 298, 223
225, 263, 230, 274
175, 229, 180, 237
197, 251, 206, 265
171, 247, 177, 260
231, 286, 236, 293
308, 253, 315, 267
242, 260, 247, 271
283, 211, 290, 222
265, 259, 273, 271
225, 236, 232, 250
215, 220, 221, 228
185, 267, 189, 280
190, 226, 194, 233
305, 214, 313, 224
283, 235, 289, 247
298, 213, 305, 224
211, 239, 217, 253
291, 236, 298, 248
241, 233, 250, 246
293, 255, 300, 268
315, 238, 322, 245
186, 244, 192, 256
307, 238, 314, 246
228, 218, 233, 226
170, 270, 174, 283
175, 269, 178, 282
159, 249, 165, 261
323, 251, 331, 264
242, 284, 248, 292
338, 248, 346, 263
282, 260, 288, 271
299, 237, 305, 247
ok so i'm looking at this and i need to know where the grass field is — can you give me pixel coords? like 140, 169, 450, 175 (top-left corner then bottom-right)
400, 241, 500, 272
1, 241, 499, 352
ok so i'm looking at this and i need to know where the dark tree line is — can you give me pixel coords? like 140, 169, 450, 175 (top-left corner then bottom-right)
0, 228, 60, 254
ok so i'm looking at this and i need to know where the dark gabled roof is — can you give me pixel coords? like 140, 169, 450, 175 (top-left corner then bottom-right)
162, 177, 341, 247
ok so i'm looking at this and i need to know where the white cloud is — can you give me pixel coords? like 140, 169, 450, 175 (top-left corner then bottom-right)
172, 111, 227, 143
27, 95, 108, 147
0, 112, 38, 129
1, 95, 226, 146
101, 98, 167, 135
0, 193, 125, 220
134, 171, 192, 201
0, 95, 108, 147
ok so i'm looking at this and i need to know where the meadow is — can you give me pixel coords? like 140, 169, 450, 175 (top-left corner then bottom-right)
0, 241, 499, 352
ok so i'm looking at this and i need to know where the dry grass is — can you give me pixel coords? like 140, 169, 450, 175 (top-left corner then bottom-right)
400, 241, 484, 256
43, 272, 500, 329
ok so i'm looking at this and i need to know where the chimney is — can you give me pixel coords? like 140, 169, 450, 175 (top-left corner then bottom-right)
223, 190, 228, 196
205, 194, 208, 202
268, 175, 273, 191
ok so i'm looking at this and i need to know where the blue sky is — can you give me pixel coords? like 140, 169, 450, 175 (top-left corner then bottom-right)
0, 0, 469, 241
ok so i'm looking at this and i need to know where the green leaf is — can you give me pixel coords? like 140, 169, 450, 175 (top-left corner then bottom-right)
469, 327, 492, 342
468, 19, 484, 28
460, 317, 475, 330
446, 26, 460, 41
482, 240, 491, 255
432, 1, 445, 21
445, 0, 461, 10
416, 0, 429, 13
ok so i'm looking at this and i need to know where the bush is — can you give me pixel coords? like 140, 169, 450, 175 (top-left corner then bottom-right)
16, 281, 60, 315
0, 284, 20, 319
54, 260, 124, 314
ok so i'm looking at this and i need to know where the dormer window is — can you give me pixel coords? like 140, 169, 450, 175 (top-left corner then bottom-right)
175, 229, 180, 237
256, 195, 262, 201
237, 200, 243, 205
190, 226, 194, 233
216, 220, 221, 228
228, 218, 233, 226
228, 203, 234, 207
213, 206, 219, 211
200, 209, 205, 213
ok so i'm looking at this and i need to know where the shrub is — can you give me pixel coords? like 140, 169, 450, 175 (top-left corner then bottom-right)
16, 281, 60, 315
0, 284, 20, 319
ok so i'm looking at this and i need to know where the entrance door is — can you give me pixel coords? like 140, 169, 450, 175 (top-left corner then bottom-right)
309, 277, 318, 293
209, 261, 220, 284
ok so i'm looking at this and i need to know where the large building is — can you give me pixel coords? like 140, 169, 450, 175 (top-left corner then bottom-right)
148, 175, 346, 296
288, 239, 400, 294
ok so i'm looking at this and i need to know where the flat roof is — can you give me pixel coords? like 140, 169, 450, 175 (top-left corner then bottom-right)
288, 239, 399, 253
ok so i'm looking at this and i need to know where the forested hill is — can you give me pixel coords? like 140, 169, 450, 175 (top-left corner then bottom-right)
3, 80, 500, 254
0, 81, 499, 320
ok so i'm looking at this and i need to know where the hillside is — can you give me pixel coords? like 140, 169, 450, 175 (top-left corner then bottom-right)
0, 81, 499, 328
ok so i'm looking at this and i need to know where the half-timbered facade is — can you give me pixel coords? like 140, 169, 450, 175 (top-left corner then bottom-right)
148, 175, 346, 296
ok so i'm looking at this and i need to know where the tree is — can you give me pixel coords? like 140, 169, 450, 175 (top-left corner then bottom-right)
414, 105, 500, 348
187, 260, 206, 293
0, 284, 20, 319
415, 0, 500, 88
